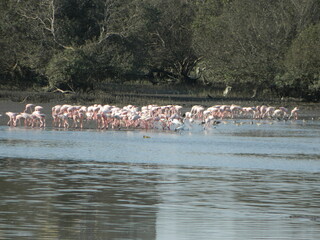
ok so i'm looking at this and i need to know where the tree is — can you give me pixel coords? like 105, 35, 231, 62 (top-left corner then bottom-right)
278, 23, 320, 100
142, 0, 200, 84
46, 49, 95, 91
192, 0, 320, 97
193, 0, 298, 89
0, 0, 49, 88
1, 0, 320, 101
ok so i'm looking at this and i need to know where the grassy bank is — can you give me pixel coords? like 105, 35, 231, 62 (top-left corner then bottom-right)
0, 83, 301, 107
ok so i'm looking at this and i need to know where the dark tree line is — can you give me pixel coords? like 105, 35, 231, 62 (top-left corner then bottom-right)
1, 0, 320, 100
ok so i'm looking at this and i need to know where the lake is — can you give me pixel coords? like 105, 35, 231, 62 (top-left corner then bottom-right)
0, 119, 320, 239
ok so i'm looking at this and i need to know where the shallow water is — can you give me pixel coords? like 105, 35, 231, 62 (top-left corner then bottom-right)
0, 120, 320, 239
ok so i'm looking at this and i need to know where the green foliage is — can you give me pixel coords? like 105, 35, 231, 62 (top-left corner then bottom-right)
0, 0, 53, 88
140, 0, 200, 84
55, 0, 101, 46
193, 0, 299, 88
46, 49, 95, 90
279, 23, 320, 99
0, 0, 320, 100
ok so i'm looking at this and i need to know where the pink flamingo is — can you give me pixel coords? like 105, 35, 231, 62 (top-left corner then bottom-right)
6, 112, 18, 126
272, 107, 288, 119
58, 113, 69, 128
230, 104, 242, 119
31, 111, 46, 128
289, 107, 299, 120
52, 105, 62, 127
279, 107, 289, 117
262, 106, 275, 119
15, 113, 32, 127
24, 104, 35, 113
34, 105, 43, 112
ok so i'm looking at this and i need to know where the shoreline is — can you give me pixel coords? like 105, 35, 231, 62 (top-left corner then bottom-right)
1, 98, 319, 128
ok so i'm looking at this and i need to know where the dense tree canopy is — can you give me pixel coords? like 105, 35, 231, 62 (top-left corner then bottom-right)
1, 0, 319, 100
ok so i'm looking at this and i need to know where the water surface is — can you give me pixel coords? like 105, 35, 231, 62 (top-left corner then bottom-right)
0, 120, 320, 239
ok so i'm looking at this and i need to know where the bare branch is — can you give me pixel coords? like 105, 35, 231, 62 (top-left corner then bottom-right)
53, 87, 75, 94
17, 0, 74, 50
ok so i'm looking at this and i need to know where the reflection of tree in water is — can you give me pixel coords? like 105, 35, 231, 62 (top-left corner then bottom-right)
0, 158, 158, 239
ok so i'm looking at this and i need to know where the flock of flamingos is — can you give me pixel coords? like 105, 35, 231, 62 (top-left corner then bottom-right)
4, 103, 300, 131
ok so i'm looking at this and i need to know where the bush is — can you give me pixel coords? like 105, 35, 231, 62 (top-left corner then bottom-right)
280, 23, 320, 100
46, 49, 95, 91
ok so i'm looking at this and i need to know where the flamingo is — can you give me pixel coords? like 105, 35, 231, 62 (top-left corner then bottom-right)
34, 105, 43, 112
289, 107, 299, 120
24, 104, 35, 113
15, 113, 32, 127
31, 111, 46, 128
3, 102, 308, 131
6, 112, 18, 126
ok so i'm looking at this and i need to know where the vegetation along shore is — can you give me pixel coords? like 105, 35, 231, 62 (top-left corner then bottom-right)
1, 1, 320, 110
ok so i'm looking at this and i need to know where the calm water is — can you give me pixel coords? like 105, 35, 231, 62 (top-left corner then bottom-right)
0, 120, 320, 239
